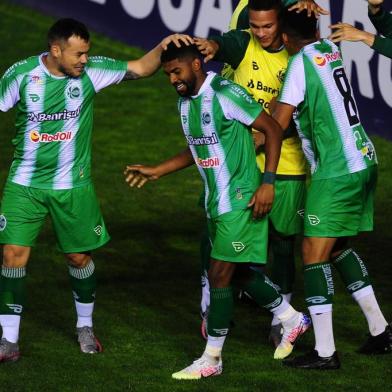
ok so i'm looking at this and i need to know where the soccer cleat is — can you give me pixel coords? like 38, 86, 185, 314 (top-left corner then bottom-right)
358, 324, 392, 355
269, 323, 283, 348
283, 350, 341, 370
0, 338, 20, 363
274, 313, 311, 359
77, 326, 103, 354
172, 355, 223, 380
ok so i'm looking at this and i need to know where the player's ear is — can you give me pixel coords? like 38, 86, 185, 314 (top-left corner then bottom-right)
50, 43, 62, 59
192, 57, 202, 72
282, 33, 289, 47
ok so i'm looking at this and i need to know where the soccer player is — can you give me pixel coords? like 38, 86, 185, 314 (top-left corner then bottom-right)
272, 8, 392, 369
0, 18, 192, 362
125, 42, 311, 380
195, 0, 327, 346
329, 0, 392, 59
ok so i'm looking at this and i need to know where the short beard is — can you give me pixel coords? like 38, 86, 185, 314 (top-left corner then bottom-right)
177, 78, 197, 97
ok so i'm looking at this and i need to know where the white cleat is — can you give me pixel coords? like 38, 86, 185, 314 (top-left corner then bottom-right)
274, 313, 311, 359
172, 355, 223, 380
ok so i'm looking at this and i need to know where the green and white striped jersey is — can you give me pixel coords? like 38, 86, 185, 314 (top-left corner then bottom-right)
179, 72, 263, 218
0, 54, 127, 189
279, 39, 377, 180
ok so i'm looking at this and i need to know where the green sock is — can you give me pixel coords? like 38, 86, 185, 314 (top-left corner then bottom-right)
207, 287, 233, 337
304, 262, 334, 307
69, 261, 96, 303
333, 248, 371, 294
270, 236, 296, 294
0, 267, 26, 315
242, 270, 282, 310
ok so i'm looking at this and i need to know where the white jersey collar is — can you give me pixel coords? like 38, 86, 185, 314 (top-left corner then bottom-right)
191, 71, 216, 99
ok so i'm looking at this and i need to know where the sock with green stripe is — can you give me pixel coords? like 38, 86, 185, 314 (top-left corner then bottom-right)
0, 266, 26, 343
304, 262, 335, 357
333, 249, 387, 336
69, 260, 96, 328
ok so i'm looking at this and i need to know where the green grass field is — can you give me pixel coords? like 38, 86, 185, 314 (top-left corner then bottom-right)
0, 1, 391, 391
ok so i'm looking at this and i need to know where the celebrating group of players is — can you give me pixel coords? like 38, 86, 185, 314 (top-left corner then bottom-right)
0, 0, 391, 381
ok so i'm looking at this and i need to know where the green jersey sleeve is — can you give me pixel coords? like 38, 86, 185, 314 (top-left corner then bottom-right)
210, 30, 251, 69
85, 56, 127, 93
0, 58, 38, 112
214, 79, 262, 125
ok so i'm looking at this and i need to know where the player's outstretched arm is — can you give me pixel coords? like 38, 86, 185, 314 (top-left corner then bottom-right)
194, 38, 219, 63
124, 147, 194, 188
329, 23, 375, 46
125, 34, 194, 80
247, 111, 284, 219
288, 0, 329, 18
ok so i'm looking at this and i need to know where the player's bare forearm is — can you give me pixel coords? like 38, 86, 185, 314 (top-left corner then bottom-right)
329, 23, 375, 46
251, 111, 283, 174
126, 34, 194, 79
272, 102, 295, 136
124, 147, 194, 188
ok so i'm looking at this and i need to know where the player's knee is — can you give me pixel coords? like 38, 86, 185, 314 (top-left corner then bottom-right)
65, 252, 91, 268
3, 245, 30, 267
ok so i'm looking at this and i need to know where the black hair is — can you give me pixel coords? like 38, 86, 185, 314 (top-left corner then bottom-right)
281, 7, 318, 40
48, 18, 90, 46
160, 42, 201, 64
248, 0, 283, 13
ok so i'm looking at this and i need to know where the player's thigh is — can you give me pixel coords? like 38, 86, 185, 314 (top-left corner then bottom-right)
210, 209, 268, 264
269, 179, 305, 236
302, 236, 338, 264
47, 183, 110, 253
0, 182, 47, 247
304, 173, 367, 238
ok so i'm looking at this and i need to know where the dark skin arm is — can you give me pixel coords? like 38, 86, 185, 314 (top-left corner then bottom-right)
124, 147, 194, 188
248, 110, 284, 219
272, 102, 296, 132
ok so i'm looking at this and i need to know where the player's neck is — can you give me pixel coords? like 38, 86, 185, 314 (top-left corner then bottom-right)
42, 54, 66, 77
193, 73, 207, 95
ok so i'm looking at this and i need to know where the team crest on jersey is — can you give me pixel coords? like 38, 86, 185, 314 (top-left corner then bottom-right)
28, 75, 43, 84
67, 85, 81, 99
232, 242, 245, 252
308, 215, 320, 225
0, 215, 7, 231
276, 68, 286, 83
202, 112, 211, 125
